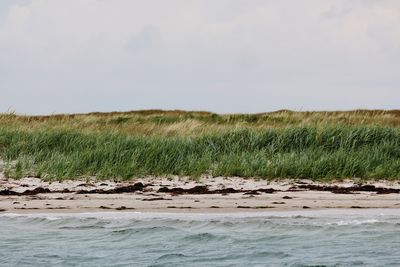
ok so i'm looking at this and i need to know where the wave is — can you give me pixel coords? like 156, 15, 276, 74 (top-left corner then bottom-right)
1, 209, 399, 267
2, 208, 400, 220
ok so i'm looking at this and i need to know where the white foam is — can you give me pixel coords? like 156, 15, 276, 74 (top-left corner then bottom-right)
333, 219, 380, 226
2, 208, 400, 221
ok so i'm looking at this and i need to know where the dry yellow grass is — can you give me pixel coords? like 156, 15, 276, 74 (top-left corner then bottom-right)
1, 109, 399, 137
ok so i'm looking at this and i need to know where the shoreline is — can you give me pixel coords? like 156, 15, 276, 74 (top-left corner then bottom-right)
1, 176, 400, 214
3, 208, 400, 217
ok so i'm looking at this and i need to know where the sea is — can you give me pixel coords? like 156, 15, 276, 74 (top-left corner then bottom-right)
1, 209, 399, 267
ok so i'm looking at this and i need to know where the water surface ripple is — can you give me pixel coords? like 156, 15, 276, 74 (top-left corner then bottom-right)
1, 210, 399, 266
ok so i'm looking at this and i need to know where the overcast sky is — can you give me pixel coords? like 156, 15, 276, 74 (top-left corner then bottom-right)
0, 0, 399, 114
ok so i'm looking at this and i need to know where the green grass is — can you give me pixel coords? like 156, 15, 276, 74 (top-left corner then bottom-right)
0, 124, 399, 180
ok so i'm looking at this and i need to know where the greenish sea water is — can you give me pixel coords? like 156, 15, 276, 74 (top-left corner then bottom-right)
1, 209, 399, 267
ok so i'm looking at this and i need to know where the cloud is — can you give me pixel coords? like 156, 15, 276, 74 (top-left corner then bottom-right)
0, 0, 399, 114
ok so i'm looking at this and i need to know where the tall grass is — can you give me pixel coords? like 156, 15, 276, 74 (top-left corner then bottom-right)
0, 125, 399, 180
1, 109, 399, 137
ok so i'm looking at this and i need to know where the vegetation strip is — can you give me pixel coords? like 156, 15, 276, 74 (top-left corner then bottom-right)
0, 110, 399, 180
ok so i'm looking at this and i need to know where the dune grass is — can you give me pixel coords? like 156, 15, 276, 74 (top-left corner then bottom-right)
1, 109, 399, 137
0, 110, 399, 181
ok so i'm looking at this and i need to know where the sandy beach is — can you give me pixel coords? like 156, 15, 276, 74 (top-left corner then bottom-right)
1, 175, 400, 213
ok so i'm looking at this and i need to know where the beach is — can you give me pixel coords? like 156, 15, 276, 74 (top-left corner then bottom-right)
2, 161, 400, 266
1, 176, 400, 213
2, 0, 400, 264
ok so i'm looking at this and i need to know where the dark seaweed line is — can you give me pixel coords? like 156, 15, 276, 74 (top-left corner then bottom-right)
1, 184, 398, 196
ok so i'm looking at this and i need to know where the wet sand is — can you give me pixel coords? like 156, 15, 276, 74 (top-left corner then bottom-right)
1, 176, 400, 213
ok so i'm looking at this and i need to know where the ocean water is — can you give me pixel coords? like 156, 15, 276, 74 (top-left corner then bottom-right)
1, 209, 399, 267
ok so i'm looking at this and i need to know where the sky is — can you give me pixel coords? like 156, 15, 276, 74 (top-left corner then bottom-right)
0, 0, 399, 115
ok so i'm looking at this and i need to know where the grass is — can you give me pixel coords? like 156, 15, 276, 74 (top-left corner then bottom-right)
1, 109, 399, 137
0, 109, 399, 181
